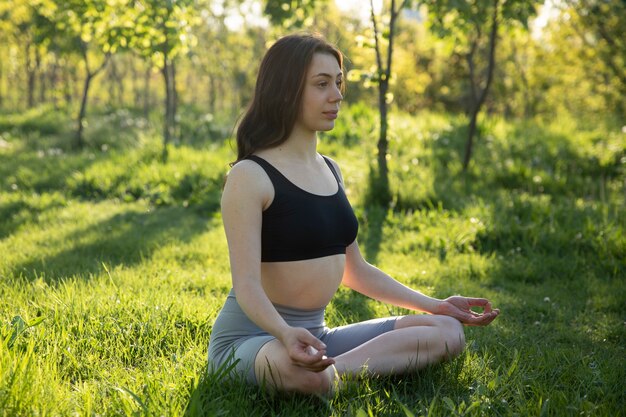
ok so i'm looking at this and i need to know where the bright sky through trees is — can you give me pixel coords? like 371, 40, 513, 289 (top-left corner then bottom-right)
220, 0, 555, 38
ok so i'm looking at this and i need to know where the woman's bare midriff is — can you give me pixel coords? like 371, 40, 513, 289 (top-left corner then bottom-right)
260, 254, 345, 309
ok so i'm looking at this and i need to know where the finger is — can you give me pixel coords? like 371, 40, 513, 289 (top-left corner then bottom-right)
291, 348, 326, 364
466, 297, 490, 307
466, 310, 499, 326
298, 333, 327, 352
294, 357, 335, 372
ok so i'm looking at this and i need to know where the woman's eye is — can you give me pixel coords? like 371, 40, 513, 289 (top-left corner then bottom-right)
318, 82, 328, 87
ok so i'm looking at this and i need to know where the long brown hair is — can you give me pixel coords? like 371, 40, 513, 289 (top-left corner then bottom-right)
233, 33, 344, 165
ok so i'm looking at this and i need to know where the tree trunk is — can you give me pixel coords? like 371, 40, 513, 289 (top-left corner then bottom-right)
143, 64, 151, 120
75, 73, 91, 149
108, 57, 118, 107
0, 50, 4, 109
462, 0, 499, 171
171, 60, 178, 141
26, 42, 35, 108
75, 50, 108, 149
131, 57, 140, 109
63, 65, 73, 107
376, 77, 390, 204
50, 56, 59, 108
37, 48, 46, 105
162, 57, 175, 161
208, 73, 216, 115
369, 0, 407, 207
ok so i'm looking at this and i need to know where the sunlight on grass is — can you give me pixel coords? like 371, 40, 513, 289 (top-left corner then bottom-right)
1, 106, 624, 416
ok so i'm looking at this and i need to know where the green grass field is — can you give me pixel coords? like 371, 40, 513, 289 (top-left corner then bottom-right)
1, 106, 624, 416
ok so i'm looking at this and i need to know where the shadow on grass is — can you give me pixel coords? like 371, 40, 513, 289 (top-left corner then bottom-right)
184, 355, 476, 416
0, 195, 68, 240
184, 370, 333, 417
9, 205, 216, 282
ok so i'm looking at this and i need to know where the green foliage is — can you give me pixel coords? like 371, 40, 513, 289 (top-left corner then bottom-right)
0, 105, 70, 135
129, 0, 199, 67
263, 0, 320, 29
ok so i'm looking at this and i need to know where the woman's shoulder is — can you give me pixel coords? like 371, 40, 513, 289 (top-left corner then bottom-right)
320, 154, 344, 181
225, 159, 273, 194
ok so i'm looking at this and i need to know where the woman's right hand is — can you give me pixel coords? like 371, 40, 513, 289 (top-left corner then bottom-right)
279, 327, 335, 372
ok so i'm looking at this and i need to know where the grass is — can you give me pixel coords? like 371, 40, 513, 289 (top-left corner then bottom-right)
0, 106, 624, 416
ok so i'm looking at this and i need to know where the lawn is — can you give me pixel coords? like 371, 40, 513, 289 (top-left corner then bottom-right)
0, 106, 624, 416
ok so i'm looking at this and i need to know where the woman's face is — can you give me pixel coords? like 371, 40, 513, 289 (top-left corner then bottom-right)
295, 52, 343, 134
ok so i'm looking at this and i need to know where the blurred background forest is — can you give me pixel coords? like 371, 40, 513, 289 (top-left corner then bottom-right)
0, 0, 624, 153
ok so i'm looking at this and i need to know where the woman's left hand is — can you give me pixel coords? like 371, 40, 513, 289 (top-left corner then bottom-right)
436, 296, 500, 326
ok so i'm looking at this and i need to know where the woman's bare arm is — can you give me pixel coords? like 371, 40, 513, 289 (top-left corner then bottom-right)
221, 161, 332, 367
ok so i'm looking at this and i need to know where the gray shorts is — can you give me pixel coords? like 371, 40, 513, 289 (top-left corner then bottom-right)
208, 288, 398, 384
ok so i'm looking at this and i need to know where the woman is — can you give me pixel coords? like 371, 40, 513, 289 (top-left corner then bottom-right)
208, 33, 499, 395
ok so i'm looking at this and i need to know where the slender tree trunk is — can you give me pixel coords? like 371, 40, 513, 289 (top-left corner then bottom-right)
108, 57, 117, 107
50, 56, 59, 109
143, 64, 151, 120
171, 60, 178, 141
376, 77, 390, 203
63, 65, 73, 107
207, 74, 214, 115
75, 48, 108, 149
369, 0, 407, 206
462, 0, 499, 171
117, 58, 125, 107
75, 73, 92, 149
131, 57, 140, 109
37, 48, 46, 105
0, 50, 4, 109
162, 56, 175, 161
26, 42, 36, 108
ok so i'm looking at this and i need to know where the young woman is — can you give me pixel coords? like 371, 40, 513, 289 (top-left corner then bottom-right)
208, 33, 499, 395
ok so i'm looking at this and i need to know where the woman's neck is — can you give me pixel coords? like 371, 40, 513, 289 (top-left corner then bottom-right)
274, 129, 319, 163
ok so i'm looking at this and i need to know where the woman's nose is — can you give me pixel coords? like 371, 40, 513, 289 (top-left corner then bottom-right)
331, 85, 343, 102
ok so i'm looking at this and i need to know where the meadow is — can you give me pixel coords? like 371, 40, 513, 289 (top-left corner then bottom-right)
0, 105, 624, 416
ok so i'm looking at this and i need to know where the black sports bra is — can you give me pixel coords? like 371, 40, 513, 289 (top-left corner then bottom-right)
246, 155, 358, 262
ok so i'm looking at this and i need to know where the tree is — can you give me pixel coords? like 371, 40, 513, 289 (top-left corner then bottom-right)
129, 0, 199, 161
426, 0, 539, 170
263, 0, 320, 29
564, 0, 626, 117
368, 0, 413, 207
0, 0, 56, 109
53, 0, 130, 148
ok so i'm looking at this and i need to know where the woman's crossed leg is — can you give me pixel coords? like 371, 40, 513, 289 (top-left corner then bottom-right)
254, 314, 465, 395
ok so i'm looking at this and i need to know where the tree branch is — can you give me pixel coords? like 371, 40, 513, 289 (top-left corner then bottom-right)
370, 0, 383, 76
476, 0, 499, 109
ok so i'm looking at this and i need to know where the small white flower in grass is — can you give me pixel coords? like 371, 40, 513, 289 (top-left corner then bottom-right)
533, 175, 542, 184
544, 297, 550, 302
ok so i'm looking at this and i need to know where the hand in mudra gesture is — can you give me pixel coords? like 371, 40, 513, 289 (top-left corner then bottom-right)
436, 296, 500, 326
281, 327, 335, 372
